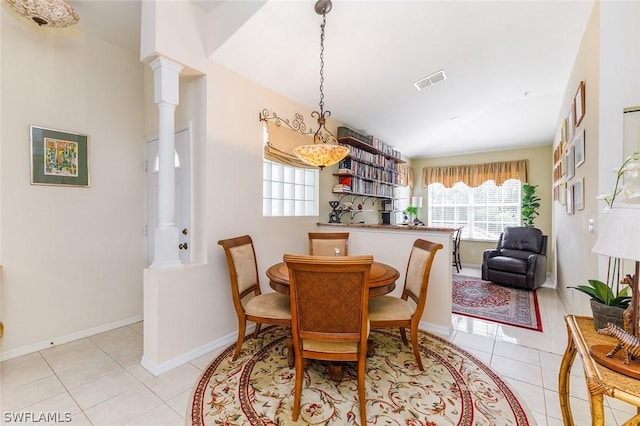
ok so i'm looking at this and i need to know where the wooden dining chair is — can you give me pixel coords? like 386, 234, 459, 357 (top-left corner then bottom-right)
218, 235, 291, 361
452, 227, 463, 273
283, 254, 373, 425
367, 239, 443, 371
308, 232, 349, 256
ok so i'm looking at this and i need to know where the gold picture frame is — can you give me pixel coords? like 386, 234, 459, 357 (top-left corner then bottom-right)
574, 81, 585, 128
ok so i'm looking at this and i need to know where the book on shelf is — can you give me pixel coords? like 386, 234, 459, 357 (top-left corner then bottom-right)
339, 176, 352, 186
333, 184, 351, 192
337, 126, 371, 145
338, 168, 351, 174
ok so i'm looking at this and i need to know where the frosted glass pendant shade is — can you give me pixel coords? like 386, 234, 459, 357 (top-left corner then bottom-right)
4, 0, 79, 27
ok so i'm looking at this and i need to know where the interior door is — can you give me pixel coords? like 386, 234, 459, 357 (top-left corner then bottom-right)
146, 129, 191, 266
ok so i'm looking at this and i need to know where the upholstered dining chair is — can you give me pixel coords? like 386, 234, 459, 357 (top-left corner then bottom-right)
308, 232, 349, 256
368, 239, 443, 371
218, 235, 291, 361
283, 254, 373, 425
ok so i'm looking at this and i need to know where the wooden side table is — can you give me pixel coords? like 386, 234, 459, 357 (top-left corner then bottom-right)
559, 315, 640, 425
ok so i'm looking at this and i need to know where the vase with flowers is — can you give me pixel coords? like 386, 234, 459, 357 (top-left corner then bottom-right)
571, 151, 640, 330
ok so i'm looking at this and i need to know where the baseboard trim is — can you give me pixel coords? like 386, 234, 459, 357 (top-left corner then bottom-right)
140, 324, 255, 376
0, 315, 144, 362
420, 320, 453, 338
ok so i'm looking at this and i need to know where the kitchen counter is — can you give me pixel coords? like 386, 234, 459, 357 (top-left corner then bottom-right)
318, 222, 456, 233
315, 222, 454, 335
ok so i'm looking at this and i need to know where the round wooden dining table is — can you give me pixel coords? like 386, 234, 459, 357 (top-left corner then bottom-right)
266, 261, 400, 297
266, 260, 400, 376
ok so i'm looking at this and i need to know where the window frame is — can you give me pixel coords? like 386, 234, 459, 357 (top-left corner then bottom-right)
262, 159, 319, 217
427, 179, 522, 241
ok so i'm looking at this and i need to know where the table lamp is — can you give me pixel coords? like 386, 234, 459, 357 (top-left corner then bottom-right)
591, 203, 640, 377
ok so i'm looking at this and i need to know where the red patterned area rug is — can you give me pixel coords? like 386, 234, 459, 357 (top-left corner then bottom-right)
453, 274, 543, 332
189, 326, 534, 425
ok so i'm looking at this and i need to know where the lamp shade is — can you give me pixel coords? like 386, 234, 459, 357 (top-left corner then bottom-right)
4, 0, 79, 27
411, 196, 423, 208
293, 143, 349, 169
592, 204, 640, 261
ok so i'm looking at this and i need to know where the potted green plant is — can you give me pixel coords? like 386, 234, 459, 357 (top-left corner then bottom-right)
521, 183, 540, 228
569, 279, 631, 330
405, 204, 419, 224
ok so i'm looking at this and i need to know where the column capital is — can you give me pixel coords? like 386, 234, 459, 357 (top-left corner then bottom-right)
149, 56, 184, 74
149, 56, 184, 105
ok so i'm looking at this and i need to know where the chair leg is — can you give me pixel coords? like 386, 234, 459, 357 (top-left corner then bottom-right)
286, 333, 294, 369
410, 326, 424, 371
233, 320, 246, 361
357, 356, 367, 426
253, 323, 262, 338
399, 327, 408, 346
292, 354, 304, 421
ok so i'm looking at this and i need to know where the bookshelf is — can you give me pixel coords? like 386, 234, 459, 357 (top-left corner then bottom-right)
333, 126, 405, 201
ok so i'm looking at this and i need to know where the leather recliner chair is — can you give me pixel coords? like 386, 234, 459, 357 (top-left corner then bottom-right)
482, 227, 548, 290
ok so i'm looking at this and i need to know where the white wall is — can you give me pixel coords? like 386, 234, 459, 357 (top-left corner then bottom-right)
1, 11, 146, 357
554, 1, 640, 316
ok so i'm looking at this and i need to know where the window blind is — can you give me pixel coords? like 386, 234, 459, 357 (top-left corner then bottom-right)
264, 121, 317, 169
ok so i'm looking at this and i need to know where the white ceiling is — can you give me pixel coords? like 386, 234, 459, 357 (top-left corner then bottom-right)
65, 0, 595, 159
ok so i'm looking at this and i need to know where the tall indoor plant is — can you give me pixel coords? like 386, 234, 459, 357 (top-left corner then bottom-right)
521, 183, 541, 227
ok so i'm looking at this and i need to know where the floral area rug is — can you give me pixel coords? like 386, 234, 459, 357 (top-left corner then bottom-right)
189, 326, 533, 425
452, 274, 543, 332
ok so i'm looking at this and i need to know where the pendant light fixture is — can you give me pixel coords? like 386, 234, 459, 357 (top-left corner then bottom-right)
293, 0, 349, 170
3, 0, 79, 28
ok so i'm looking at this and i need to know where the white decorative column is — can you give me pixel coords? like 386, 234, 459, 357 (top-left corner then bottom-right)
150, 56, 183, 269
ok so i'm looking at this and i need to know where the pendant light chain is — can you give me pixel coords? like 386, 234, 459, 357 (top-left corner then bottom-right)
318, 13, 327, 116
291, 0, 348, 169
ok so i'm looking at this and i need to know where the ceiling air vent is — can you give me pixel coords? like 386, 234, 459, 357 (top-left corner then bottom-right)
413, 69, 447, 91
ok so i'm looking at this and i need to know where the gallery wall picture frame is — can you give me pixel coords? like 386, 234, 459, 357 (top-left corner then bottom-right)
568, 106, 575, 141
574, 178, 584, 211
566, 183, 575, 215
574, 81, 585, 128
554, 163, 563, 182
574, 129, 585, 167
30, 126, 90, 187
561, 118, 568, 143
560, 182, 567, 205
566, 143, 575, 180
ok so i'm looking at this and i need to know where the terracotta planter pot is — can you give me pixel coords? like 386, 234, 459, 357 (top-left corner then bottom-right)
590, 299, 626, 331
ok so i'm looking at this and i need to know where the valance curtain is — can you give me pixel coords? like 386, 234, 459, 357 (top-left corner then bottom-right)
264, 121, 317, 169
422, 159, 528, 188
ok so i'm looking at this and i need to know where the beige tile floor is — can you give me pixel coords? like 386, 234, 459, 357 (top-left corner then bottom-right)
1, 267, 639, 425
